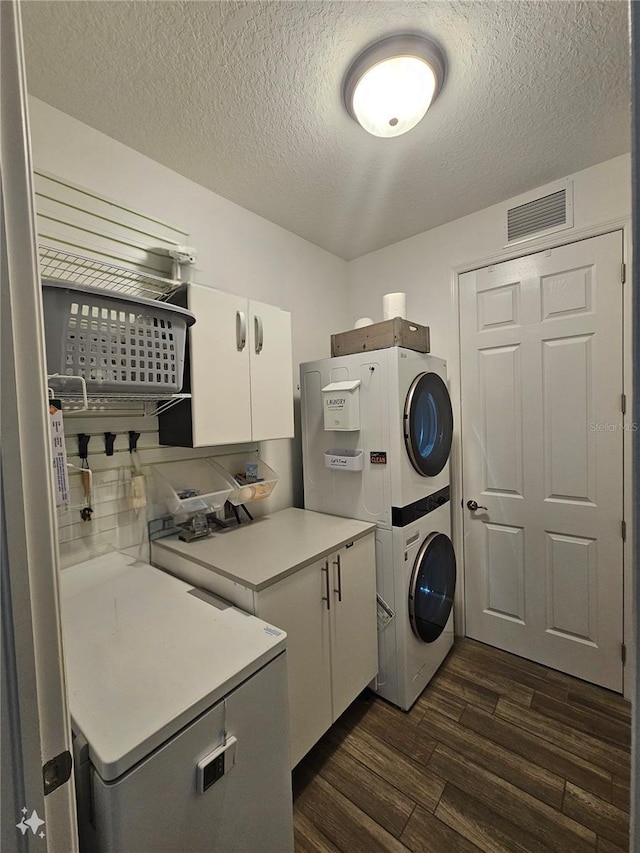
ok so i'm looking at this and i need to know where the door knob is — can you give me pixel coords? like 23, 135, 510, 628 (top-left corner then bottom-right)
467, 500, 488, 511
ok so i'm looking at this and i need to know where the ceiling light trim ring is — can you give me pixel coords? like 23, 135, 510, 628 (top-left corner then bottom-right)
343, 33, 446, 128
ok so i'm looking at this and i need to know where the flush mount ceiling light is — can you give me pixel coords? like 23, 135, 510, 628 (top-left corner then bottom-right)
343, 34, 446, 138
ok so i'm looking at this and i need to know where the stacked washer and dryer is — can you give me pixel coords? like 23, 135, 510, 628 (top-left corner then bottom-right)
301, 346, 455, 711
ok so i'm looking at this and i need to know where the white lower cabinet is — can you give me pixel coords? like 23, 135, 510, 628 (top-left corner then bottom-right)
257, 534, 376, 766
328, 538, 379, 721
150, 510, 377, 768
257, 559, 333, 766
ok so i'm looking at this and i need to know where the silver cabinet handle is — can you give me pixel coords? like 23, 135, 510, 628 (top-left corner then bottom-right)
467, 500, 488, 511
236, 311, 247, 351
254, 315, 264, 354
333, 554, 342, 602
321, 561, 330, 610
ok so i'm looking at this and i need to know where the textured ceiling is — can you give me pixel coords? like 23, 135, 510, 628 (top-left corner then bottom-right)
21, 1, 629, 260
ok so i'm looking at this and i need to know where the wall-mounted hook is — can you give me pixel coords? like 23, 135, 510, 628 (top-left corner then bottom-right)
104, 432, 117, 457
128, 431, 141, 453
77, 433, 90, 462
127, 430, 145, 511
76, 434, 93, 521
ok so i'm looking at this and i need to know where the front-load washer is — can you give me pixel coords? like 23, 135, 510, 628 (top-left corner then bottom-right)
373, 498, 456, 710
300, 347, 453, 529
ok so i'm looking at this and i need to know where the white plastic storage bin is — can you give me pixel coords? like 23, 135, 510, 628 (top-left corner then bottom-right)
324, 449, 364, 471
151, 460, 232, 518
42, 280, 195, 394
209, 454, 279, 505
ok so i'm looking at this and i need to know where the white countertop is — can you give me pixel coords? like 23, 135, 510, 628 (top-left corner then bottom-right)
151, 507, 375, 591
60, 553, 286, 781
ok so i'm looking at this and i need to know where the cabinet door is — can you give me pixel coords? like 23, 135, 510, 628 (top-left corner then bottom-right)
329, 534, 378, 720
189, 286, 252, 445
257, 559, 332, 768
248, 300, 294, 441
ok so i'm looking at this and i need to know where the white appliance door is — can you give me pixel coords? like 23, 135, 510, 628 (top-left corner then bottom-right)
460, 232, 624, 690
408, 531, 456, 644
1, 2, 78, 849
404, 371, 454, 478
90, 653, 293, 853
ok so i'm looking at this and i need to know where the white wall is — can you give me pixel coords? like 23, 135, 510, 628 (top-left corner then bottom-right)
28, 99, 347, 366
347, 155, 631, 360
348, 154, 633, 691
28, 97, 350, 523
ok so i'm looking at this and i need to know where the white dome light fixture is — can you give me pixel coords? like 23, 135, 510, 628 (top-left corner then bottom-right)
343, 34, 446, 138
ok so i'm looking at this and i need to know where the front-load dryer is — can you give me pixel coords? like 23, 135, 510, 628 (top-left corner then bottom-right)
300, 347, 453, 528
374, 498, 455, 710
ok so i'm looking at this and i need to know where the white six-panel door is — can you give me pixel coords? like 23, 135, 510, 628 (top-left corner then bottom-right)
460, 232, 624, 691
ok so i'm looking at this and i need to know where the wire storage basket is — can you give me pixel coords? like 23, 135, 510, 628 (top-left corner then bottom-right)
42, 280, 195, 395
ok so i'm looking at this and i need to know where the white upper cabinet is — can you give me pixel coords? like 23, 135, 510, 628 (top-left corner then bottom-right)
248, 298, 294, 442
191, 287, 252, 445
159, 285, 294, 447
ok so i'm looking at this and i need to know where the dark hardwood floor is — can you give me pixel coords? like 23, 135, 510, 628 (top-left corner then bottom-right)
292, 638, 631, 852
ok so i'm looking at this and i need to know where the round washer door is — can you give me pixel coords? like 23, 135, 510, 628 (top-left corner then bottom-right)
408, 532, 456, 643
404, 372, 453, 477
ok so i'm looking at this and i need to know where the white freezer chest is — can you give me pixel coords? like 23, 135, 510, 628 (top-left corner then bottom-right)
60, 553, 293, 853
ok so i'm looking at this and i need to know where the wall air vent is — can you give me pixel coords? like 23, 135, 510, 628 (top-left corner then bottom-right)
504, 179, 573, 246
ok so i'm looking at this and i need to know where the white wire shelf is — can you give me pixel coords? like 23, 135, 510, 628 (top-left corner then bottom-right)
39, 245, 182, 301
47, 383, 191, 416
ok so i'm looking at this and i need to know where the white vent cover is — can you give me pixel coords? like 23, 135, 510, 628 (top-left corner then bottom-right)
504, 179, 573, 245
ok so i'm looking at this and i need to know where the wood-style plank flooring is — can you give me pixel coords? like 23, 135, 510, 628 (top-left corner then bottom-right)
292, 638, 631, 852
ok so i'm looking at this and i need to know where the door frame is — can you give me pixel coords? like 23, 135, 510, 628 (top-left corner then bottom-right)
448, 217, 632, 698
1, 1, 79, 848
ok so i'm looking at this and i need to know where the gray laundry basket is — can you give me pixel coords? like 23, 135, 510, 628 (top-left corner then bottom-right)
42, 280, 196, 394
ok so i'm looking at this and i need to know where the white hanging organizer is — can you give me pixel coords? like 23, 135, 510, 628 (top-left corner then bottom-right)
209, 454, 280, 504
151, 459, 233, 519
324, 449, 364, 471
322, 380, 361, 431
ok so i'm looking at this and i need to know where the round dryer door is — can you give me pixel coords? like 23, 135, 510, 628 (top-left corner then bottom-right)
404, 372, 453, 477
408, 532, 456, 643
